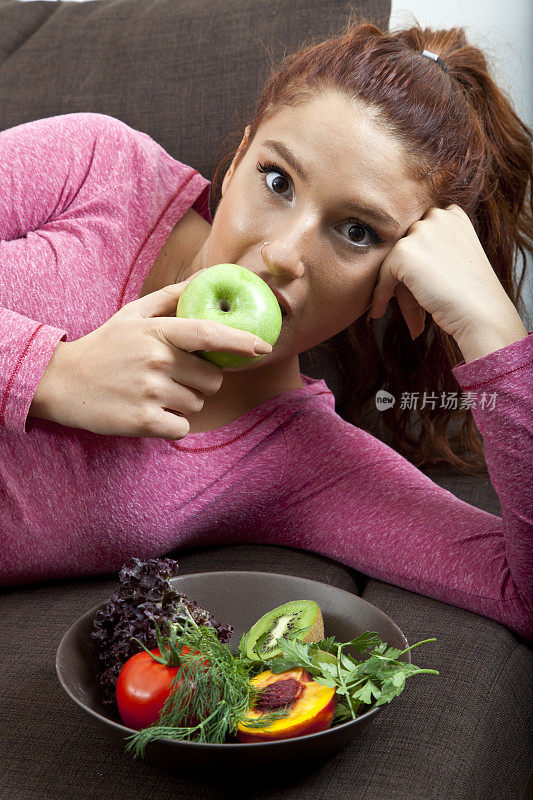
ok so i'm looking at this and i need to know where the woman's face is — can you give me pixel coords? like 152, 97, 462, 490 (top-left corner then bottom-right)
204, 89, 433, 359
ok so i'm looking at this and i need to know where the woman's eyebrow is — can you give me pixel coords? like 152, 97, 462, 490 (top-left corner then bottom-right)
260, 138, 401, 231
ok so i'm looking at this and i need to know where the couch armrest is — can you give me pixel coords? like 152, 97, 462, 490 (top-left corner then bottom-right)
346, 580, 532, 800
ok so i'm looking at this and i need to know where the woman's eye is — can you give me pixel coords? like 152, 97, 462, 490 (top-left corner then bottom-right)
257, 162, 292, 198
337, 220, 381, 248
256, 160, 382, 249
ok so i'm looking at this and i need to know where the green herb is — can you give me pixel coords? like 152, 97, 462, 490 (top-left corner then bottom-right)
124, 614, 439, 756
124, 607, 260, 757
238, 705, 293, 729
258, 632, 439, 723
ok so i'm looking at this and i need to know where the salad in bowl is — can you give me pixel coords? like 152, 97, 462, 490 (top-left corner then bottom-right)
87, 558, 439, 759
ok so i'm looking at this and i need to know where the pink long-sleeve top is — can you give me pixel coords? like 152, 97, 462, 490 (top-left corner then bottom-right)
1, 113, 532, 642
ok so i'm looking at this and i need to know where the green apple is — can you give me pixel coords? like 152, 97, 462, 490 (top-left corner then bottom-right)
176, 263, 283, 369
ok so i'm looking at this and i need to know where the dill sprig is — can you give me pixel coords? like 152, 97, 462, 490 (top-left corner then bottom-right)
124, 607, 261, 757
237, 705, 293, 729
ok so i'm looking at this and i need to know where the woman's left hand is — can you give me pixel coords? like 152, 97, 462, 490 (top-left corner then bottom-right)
368, 204, 527, 356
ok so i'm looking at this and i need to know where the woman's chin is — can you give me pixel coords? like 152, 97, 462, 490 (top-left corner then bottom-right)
222, 355, 272, 373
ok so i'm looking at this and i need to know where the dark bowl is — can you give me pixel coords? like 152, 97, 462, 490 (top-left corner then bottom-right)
56, 570, 411, 774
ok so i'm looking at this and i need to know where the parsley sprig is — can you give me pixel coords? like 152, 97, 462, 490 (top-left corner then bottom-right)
256, 632, 439, 723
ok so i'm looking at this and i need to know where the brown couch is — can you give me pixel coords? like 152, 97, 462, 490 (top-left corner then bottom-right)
0, 1, 531, 799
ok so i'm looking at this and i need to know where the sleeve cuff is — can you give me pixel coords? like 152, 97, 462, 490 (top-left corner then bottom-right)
0, 321, 68, 435
452, 331, 533, 391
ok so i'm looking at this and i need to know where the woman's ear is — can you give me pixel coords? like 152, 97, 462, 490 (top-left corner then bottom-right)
221, 125, 252, 196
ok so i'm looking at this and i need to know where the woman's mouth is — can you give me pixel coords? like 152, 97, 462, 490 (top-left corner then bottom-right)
264, 282, 290, 317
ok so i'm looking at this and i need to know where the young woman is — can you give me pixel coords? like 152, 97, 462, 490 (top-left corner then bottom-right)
0, 22, 531, 641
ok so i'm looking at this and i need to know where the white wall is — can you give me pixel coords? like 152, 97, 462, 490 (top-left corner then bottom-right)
390, 0, 533, 326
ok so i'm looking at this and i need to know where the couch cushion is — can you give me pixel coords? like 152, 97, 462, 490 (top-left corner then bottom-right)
0, 546, 360, 800
357, 580, 533, 800
1, 549, 530, 800
166, 541, 364, 593
420, 464, 501, 516
0, 0, 390, 187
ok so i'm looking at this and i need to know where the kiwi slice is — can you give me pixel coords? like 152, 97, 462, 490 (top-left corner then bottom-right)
244, 600, 324, 662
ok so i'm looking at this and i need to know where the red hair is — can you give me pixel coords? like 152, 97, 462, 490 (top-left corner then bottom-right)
212, 17, 532, 473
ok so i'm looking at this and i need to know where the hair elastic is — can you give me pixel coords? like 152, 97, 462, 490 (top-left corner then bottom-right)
421, 49, 449, 74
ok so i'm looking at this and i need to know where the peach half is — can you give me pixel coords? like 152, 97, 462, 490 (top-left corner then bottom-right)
237, 667, 337, 742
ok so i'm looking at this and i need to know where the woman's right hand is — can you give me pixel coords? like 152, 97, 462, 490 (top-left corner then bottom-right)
29, 271, 273, 440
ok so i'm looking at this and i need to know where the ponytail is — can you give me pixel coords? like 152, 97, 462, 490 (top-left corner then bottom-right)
394, 24, 532, 319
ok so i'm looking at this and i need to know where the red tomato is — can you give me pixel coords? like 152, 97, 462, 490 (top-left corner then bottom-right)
116, 644, 209, 730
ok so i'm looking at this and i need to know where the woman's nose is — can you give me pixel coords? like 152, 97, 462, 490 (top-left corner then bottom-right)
259, 240, 305, 279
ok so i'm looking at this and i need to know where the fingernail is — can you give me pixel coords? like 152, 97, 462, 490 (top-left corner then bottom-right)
254, 340, 273, 354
